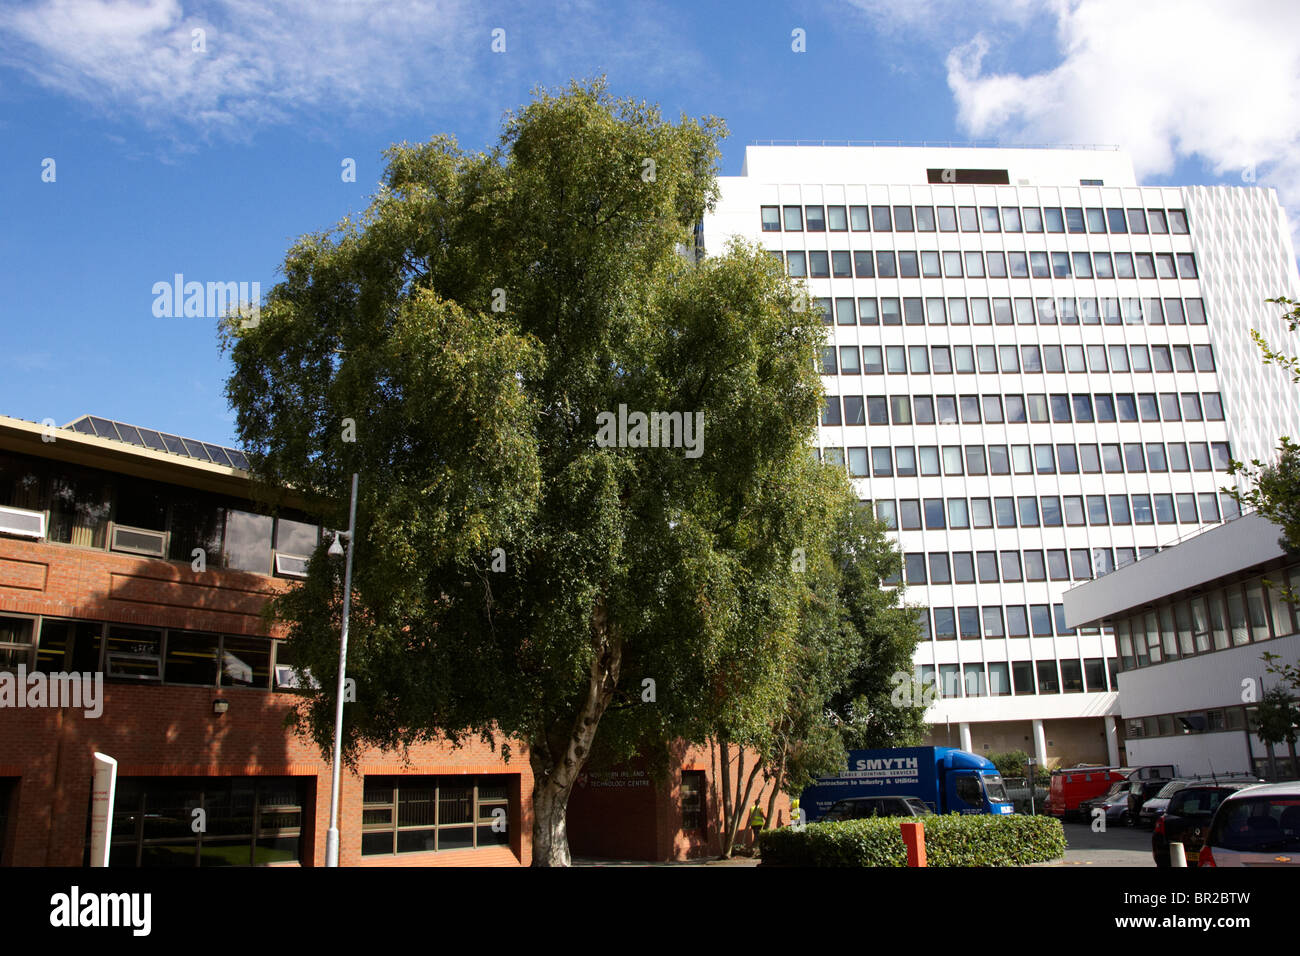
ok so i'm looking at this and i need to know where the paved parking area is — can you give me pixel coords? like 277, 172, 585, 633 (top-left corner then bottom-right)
1047, 819, 1156, 867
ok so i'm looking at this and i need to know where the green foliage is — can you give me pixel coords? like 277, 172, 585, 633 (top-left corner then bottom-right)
218, 77, 843, 864
758, 814, 1066, 867
988, 750, 1029, 777
763, 494, 927, 799
1254, 684, 1300, 749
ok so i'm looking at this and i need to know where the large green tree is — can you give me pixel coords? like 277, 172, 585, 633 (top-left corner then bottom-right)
220, 80, 833, 865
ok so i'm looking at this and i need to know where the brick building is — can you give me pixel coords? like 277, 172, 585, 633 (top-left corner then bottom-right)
0, 413, 531, 867
0, 414, 777, 866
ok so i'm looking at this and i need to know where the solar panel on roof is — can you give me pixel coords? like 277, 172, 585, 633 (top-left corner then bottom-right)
89, 417, 120, 440
137, 428, 167, 451
203, 444, 232, 467
60, 414, 248, 470
115, 424, 145, 446
180, 438, 212, 461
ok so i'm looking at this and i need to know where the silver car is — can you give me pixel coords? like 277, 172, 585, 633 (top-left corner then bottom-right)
1138, 779, 1190, 828
1201, 782, 1300, 867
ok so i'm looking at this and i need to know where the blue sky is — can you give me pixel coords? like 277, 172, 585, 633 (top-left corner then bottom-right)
2, 0, 1298, 448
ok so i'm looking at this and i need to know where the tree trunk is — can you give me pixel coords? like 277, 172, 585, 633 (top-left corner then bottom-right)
528, 596, 622, 867
1265, 740, 1278, 781
765, 740, 788, 828
718, 740, 739, 858
720, 744, 765, 856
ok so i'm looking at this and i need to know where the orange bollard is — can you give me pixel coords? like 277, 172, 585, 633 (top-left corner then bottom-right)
900, 821, 927, 867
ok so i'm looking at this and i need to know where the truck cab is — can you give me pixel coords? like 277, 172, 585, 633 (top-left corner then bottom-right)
942, 749, 1013, 815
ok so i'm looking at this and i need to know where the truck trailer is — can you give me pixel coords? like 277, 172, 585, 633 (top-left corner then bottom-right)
801, 747, 1014, 820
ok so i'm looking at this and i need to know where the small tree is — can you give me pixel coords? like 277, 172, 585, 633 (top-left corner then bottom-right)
1257, 652, 1300, 780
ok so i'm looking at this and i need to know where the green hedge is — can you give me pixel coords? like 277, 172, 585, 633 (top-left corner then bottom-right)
758, 814, 1065, 867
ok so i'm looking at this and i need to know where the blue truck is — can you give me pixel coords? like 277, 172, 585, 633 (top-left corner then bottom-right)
801, 746, 1014, 820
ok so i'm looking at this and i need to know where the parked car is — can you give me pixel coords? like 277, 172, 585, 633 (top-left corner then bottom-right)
1050, 764, 1176, 822
820, 795, 933, 821
1049, 766, 1127, 821
1139, 773, 1261, 829
1200, 782, 1300, 867
1153, 783, 1257, 866
1128, 778, 1173, 826
1080, 781, 1137, 825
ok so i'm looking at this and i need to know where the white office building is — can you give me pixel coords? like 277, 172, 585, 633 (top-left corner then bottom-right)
1063, 512, 1300, 779
701, 144, 1300, 768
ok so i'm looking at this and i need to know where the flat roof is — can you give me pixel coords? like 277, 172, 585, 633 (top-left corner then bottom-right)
1062, 513, 1290, 628
0, 413, 284, 505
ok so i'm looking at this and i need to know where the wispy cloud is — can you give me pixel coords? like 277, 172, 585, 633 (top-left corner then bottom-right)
0, 0, 485, 138
0, 0, 708, 142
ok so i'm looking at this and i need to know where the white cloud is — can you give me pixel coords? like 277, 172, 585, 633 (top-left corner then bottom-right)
0, 0, 708, 141
849, 0, 1300, 229
0, 0, 485, 137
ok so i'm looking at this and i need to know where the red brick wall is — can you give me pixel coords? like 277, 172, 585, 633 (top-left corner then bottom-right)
0, 537, 532, 867
1, 535, 794, 866
567, 741, 791, 862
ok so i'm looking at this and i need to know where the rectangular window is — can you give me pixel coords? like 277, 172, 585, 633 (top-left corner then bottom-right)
109, 776, 307, 867
106, 625, 163, 681
362, 775, 513, 856
782, 206, 802, 231
847, 447, 868, 477
1012, 660, 1033, 694
989, 662, 1011, 696
0, 616, 35, 672
839, 346, 860, 374
850, 206, 869, 231
878, 297, 899, 327
1036, 660, 1060, 694
681, 771, 706, 830
843, 396, 866, 425
761, 206, 781, 232
1007, 606, 1030, 638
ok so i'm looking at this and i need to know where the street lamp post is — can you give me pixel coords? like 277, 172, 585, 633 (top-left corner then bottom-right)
325, 472, 359, 868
